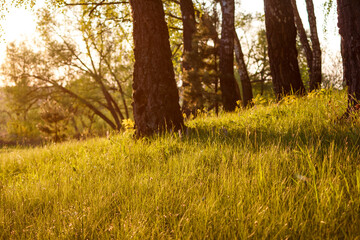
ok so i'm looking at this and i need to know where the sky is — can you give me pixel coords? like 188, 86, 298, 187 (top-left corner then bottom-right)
0, 7, 39, 66
0, 0, 340, 81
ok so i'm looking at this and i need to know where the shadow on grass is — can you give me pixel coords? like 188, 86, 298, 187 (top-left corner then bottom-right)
183, 118, 360, 156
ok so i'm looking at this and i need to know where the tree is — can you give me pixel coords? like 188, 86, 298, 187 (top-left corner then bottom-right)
219, 0, 240, 111
337, 0, 360, 115
291, 0, 314, 87
163, 0, 184, 82
1, 42, 47, 141
264, 0, 306, 99
129, 0, 184, 136
2, 6, 133, 131
179, 0, 200, 113
180, 0, 196, 68
237, 14, 271, 96
179, 0, 196, 78
38, 99, 69, 142
249, 28, 271, 96
291, 0, 322, 91
305, 0, 322, 91
1, 42, 43, 122
180, 7, 222, 115
234, 29, 253, 107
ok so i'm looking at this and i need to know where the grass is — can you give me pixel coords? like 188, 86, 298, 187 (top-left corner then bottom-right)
1, 89, 360, 239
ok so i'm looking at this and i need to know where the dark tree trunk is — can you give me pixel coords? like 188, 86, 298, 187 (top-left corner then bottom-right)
211, 10, 220, 116
264, 0, 306, 100
219, 0, 241, 111
291, 0, 314, 86
180, 0, 197, 112
180, 0, 196, 70
129, 0, 184, 137
337, 0, 360, 114
234, 29, 253, 108
305, 0, 322, 91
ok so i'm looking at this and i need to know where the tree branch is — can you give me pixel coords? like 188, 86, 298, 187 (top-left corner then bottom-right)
169, 26, 183, 31
166, 13, 182, 21
64, 1, 128, 6
89, 0, 106, 16
30, 74, 118, 130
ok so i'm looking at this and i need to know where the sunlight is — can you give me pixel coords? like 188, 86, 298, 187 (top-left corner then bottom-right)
3, 8, 37, 42
0, 8, 37, 85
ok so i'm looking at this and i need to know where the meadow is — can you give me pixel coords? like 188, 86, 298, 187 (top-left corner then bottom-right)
1, 89, 360, 239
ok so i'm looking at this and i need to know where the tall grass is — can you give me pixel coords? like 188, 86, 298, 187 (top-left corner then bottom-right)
1, 89, 360, 239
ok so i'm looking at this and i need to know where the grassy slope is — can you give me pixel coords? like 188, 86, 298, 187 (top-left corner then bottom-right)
1, 89, 360, 239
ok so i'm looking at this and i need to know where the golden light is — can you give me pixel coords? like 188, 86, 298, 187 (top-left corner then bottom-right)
0, 8, 37, 61
4, 8, 37, 41
0, 8, 37, 85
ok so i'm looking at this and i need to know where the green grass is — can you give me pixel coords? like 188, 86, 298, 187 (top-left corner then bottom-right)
1, 89, 360, 239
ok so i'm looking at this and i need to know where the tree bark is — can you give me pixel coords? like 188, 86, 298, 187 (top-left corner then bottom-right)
180, 0, 196, 70
264, 0, 306, 100
179, 0, 198, 112
234, 29, 253, 108
291, 0, 314, 86
337, 0, 360, 115
305, 0, 322, 91
219, 0, 241, 111
129, 0, 184, 137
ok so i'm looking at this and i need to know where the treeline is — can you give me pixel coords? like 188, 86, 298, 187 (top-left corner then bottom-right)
0, 0, 356, 141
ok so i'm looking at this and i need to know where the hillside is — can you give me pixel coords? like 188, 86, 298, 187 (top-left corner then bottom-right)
1, 89, 360, 239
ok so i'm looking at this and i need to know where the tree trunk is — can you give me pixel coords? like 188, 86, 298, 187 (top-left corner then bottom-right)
234, 29, 253, 108
180, 0, 196, 70
129, 0, 184, 137
305, 0, 322, 91
180, 0, 198, 112
337, 0, 360, 115
291, 0, 314, 86
219, 0, 241, 111
264, 0, 306, 100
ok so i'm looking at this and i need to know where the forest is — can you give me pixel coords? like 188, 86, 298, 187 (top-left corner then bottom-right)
0, 0, 352, 142
0, 0, 360, 238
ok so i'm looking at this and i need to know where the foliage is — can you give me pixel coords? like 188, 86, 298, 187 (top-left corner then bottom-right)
6, 119, 40, 141
252, 93, 269, 105
236, 13, 312, 98
247, 27, 271, 95
1, 4, 134, 133
121, 118, 135, 135
37, 99, 70, 142
1, 42, 45, 119
322, 0, 337, 35
235, 13, 272, 97
37, 5, 133, 129
322, 50, 344, 90
0, 49, 44, 141
181, 5, 221, 114
1, 90, 360, 238
164, 0, 184, 83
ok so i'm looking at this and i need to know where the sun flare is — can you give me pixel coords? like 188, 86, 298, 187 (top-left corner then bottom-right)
0, 8, 37, 70
3, 8, 36, 42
